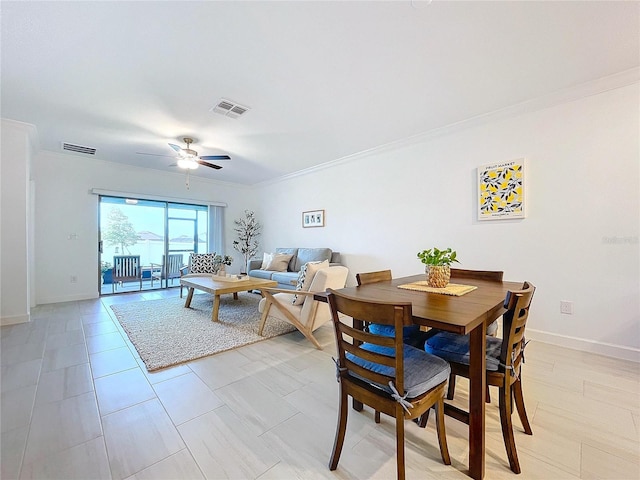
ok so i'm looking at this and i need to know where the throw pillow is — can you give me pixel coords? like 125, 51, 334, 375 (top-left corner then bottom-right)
292, 260, 329, 305
189, 253, 216, 274
260, 252, 274, 270
264, 253, 293, 272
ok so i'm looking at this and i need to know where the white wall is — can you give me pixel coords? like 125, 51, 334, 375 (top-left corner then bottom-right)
253, 84, 640, 361
2, 79, 638, 360
1, 120, 35, 325
32, 152, 256, 304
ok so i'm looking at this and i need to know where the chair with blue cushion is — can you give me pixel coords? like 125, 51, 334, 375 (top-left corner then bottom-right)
356, 270, 424, 346
355, 269, 426, 424
424, 281, 535, 474
447, 268, 504, 401
327, 289, 452, 480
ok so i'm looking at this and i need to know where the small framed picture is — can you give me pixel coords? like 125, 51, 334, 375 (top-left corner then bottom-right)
302, 209, 325, 228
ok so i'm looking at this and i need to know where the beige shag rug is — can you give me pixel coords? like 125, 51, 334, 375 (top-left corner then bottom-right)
110, 292, 295, 371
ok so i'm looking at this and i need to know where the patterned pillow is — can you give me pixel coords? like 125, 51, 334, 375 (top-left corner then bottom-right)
292, 260, 329, 305
189, 253, 216, 274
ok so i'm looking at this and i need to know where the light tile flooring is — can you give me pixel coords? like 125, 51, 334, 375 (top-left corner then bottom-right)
2, 288, 639, 479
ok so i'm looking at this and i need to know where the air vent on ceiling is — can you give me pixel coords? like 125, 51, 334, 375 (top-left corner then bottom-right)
62, 142, 97, 155
211, 99, 250, 119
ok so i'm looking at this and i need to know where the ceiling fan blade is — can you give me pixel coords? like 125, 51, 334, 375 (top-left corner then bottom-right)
199, 155, 231, 161
196, 160, 222, 170
168, 143, 183, 153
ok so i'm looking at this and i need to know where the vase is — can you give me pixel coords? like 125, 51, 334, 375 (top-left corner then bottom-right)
426, 265, 450, 288
218, 266, 226, 276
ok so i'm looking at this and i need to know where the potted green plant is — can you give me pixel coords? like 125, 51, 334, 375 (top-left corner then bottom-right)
417, 247, 459, 288
213, 254, 233, 276
101, 261, 112, 285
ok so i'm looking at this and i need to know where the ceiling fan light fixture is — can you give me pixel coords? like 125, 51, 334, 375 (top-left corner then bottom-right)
177, 158, 198, 169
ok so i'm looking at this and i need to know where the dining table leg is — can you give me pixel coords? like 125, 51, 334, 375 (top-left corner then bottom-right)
468, 321, 487, 480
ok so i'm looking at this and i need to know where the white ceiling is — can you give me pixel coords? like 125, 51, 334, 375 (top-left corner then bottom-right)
2, 1, 638, 185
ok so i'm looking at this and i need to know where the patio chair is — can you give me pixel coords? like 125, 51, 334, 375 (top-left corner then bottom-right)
112, 255, 142, 293
151, 254, 185, 287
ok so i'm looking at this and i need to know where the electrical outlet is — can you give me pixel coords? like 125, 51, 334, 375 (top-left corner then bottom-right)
560, 301, 573, 315
70, 275, 78, 283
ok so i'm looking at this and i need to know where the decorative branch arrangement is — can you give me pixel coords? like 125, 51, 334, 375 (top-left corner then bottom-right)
232, 210, 262, 274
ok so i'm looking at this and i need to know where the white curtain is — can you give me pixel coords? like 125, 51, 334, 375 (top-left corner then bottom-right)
209, 205, 225, 254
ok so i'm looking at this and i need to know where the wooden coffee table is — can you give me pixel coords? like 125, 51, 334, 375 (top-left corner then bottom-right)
180, 275, 277, 322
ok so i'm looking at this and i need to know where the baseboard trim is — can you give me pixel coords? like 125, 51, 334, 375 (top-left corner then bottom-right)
526, 328, 640, 363
36, 293, 99, 305
1, 313, 31, 326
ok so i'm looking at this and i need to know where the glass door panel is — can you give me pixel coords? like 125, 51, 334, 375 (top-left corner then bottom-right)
99, 197, 209, 294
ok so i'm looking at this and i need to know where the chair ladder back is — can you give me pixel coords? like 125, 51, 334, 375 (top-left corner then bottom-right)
356, 270, 392, 286
113, 255, 140, 278
500, 282, 535, 376
354, 270, 393, 346
328, 289, 409, 396
167, 254, 184, 278
450, 268, 503, 282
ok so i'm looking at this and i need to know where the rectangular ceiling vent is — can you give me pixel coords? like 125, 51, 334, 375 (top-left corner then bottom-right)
62, 142, 97, 155
211, 99, 250, 119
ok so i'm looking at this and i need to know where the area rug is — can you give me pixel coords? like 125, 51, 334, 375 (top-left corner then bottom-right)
110, 292, 295, 371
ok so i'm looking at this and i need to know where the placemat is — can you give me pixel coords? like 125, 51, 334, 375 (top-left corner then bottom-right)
397, 281, 478, 296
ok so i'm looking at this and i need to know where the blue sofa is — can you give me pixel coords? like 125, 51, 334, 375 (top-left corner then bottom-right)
248, 247, 342, 290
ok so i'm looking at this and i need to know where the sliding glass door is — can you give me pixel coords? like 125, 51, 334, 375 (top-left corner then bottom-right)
99, 196, 208, 295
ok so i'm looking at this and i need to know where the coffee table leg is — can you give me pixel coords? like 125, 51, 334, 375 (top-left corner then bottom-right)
212, 294, 221, 322
184, 287, 195, 308
233, 292, 238, 300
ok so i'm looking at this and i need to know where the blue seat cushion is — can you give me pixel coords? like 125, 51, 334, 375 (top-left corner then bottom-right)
424, 331, 503, 371
346, 344, 450, 399
368, 323, 421, 344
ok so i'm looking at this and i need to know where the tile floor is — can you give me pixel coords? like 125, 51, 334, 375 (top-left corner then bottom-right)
1, 288, 639, 479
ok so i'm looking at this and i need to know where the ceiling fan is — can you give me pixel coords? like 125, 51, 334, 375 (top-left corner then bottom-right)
137, 137, 231, 170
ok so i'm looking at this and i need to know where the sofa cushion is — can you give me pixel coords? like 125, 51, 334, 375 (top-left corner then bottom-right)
294, 248, 332, 272
189, 253, 216, 274
276, 248, 298, 271
260, 252, 274, 269
270, 271, 298, 287
249, 269, 274, 281
264, 253, 293, 272
292, 260, 329, 305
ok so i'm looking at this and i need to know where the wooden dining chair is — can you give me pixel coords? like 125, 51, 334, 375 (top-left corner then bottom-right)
447, 268, 503, 401
423, 281, 536, 474
356, 270, 424, 346
326, 289, 451, 480
355, 269, 426, 423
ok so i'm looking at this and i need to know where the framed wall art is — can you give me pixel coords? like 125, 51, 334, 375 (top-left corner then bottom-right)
302, 209, 325, 228
478, 159, 525, 221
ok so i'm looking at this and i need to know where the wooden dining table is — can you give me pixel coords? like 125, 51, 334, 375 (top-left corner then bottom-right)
323, 274, 523, 480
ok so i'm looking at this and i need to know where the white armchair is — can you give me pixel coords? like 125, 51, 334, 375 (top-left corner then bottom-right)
258, 266, 349, 349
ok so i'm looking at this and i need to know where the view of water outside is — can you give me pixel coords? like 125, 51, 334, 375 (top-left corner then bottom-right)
99, 198, 208, 273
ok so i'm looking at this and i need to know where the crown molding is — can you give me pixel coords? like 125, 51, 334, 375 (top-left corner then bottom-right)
255, 68, 640, 188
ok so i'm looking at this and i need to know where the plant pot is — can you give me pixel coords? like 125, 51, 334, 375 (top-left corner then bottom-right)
426, 265, 450, 288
